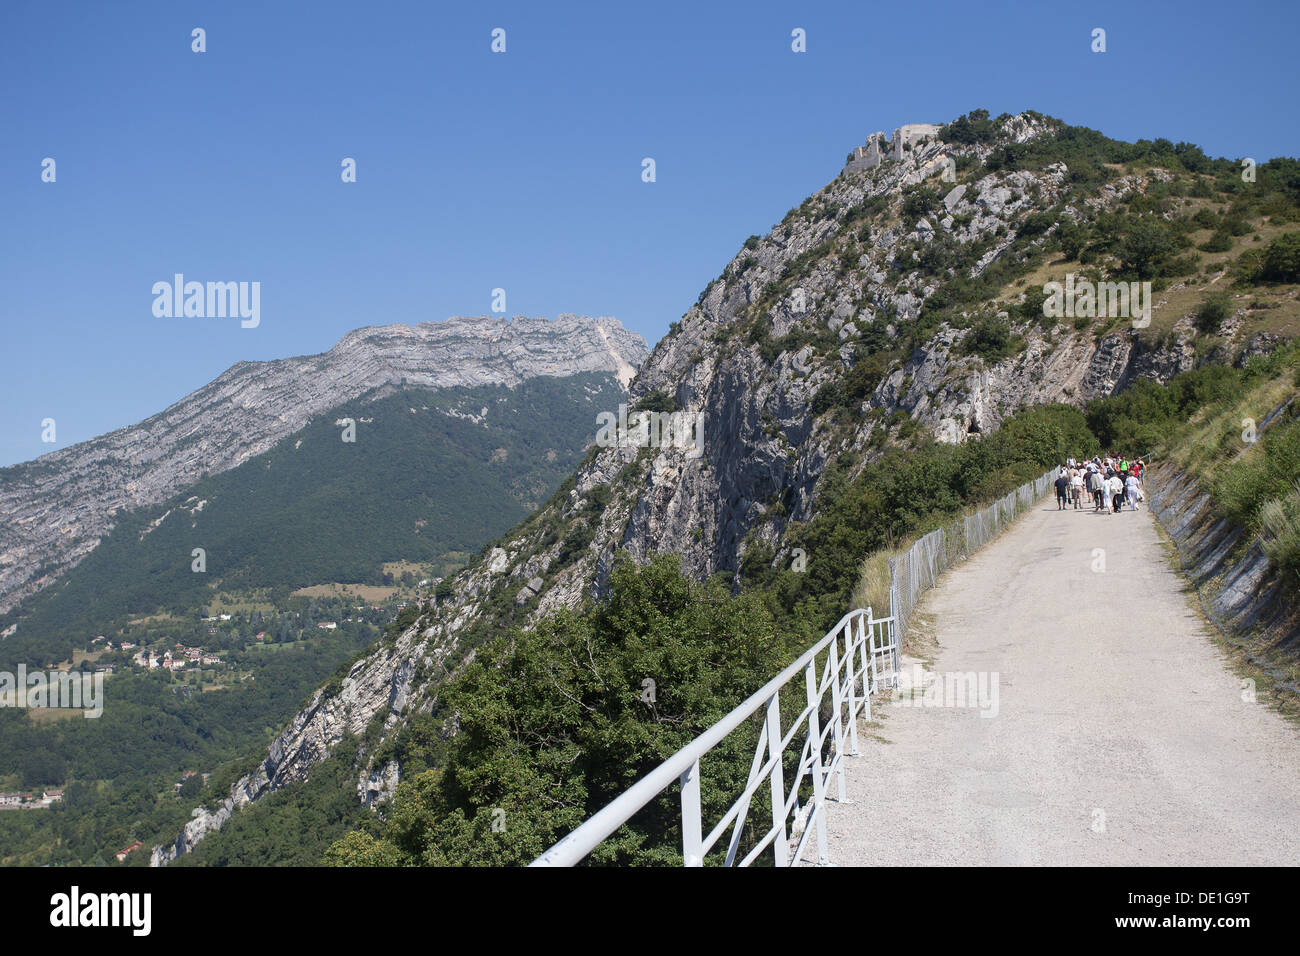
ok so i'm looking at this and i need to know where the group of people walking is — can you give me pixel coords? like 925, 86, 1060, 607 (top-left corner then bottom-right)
1054, 455, 1145, 514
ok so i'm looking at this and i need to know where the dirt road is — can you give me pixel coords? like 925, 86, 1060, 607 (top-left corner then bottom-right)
824, 498, 1300, 865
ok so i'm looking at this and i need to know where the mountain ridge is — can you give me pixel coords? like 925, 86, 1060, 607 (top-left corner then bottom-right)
0, 315, 649, 617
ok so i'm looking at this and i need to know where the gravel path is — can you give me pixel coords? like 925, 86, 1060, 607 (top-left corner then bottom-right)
822, 499, 1300, 865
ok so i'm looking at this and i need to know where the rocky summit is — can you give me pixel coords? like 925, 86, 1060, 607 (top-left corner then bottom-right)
0, 315, 648, 618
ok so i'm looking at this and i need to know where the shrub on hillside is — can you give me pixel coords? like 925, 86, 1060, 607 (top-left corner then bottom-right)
1194, 293, 1234, 334
1260, 232, 1300, 282
1199, 230, 1234, 253
940, 109, 996, 145
1085, 364, 1243, 452
1214, 417, 1300, 529
1017, 209, 1056, 239
1118, 218, 1175, 277
633, 390, 677, 413
1260, 482, 1300, 583
961, 317, 1024, 362
1192, 208, 1219, 230
902, 184, 943, 222
1058, 223, 1087, 261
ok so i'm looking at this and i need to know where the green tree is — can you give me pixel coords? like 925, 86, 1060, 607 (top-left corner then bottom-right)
178, 773, 202, 800
1118, 219, 1174, 277
961, 317, 1023, 362
325, 556, 787, 866
1058, 223, 1086, 261
1260, 232, 1300, 282
1194, 293, 1233, 334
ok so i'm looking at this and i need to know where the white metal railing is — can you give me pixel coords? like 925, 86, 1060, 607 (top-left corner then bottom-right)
531, 607, 899, 867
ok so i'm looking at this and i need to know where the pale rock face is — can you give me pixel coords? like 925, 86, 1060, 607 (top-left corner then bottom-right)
152, 112, 1284, 864
151, 627, 426, 864
150, 804, 234, 866
359, 760, 401, 809
0, 315, 649, 615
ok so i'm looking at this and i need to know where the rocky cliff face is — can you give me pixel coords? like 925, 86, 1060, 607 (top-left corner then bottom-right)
153, 111, 1290, 863
0, 315, 648, 617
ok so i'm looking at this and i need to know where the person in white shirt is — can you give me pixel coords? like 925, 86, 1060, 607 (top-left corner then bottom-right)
1070, 469, 1084, 510
1108, 474, 1124, 513
1125, 473, 1140, 510
1088, 467, 1104, 510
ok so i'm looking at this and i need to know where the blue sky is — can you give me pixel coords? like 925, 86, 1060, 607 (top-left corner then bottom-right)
2, 0, 1297, 466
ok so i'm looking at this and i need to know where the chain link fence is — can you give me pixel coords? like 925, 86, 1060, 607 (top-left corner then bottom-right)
888, 468, 1056, 642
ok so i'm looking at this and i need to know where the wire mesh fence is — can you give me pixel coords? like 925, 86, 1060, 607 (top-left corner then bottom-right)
888, 468, 1056, 642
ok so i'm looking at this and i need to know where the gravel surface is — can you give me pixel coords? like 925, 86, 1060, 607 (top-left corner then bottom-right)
822, 500, 1300, 865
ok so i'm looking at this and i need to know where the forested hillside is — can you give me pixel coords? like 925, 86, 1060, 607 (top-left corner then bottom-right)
0, 603, 383, 865
0, 373, 624, 671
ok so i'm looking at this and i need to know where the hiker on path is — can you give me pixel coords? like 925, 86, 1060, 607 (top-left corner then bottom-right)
1109, 473, 1125, 513
1125, 472, 1141, 510
1070, 468, 1084, 510
1055, 470, 1070, 510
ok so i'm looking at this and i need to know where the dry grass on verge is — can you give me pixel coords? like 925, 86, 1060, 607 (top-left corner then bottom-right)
849, 551, 892, 619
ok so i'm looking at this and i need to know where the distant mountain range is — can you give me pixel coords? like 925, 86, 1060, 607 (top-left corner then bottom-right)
0, 315, 648, 619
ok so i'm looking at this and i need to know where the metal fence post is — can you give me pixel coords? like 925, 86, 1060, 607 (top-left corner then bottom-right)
888, 616, 900, 683
845, 614, 863, 752
858, 611, 873, 722
680, 759, 704, 866
868, 616, 880, 696
766, 693, 789, 867
804, 662, 830, 865
827, 637, 850, 802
